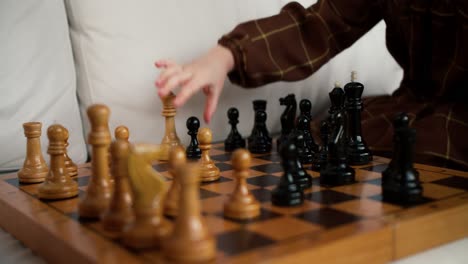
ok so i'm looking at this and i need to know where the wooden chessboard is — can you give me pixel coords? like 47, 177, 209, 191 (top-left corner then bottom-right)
0, 142, 467, 264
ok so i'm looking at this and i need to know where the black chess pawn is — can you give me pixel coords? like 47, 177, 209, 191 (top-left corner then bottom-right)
224, 108, 246, 151
186, 116, 202, 160
344, 73, 372, 165
277, 94, 297, 151
320, 110, 355, 186
311, 120, 329, 171
249, 100, 272, 146
272, 141, 304, 207
297, 99, 319, 153
292, 126, 314, 165
248, 110, 272, 154
382, 113, 423, 204
252, 99, 267, 112
288, 131, 313, 189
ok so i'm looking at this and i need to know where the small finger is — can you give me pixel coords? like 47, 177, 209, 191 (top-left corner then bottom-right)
173, 78, 202, 107
163, 71, 193, 96
156, 65, 183, 91
154, 59, 176, 68
204, 86, 221, 123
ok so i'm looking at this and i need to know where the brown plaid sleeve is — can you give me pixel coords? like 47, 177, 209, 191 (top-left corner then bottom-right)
218, 0, 383, 88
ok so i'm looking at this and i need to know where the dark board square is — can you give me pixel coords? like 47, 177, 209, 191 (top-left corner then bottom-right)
76, 176, 90, 187
199, 188, 221, 199
219, 208, 281, 224
200, 176, 233, 186
365, 178, 382, 186
211, 153, 232, 162
256, 153, 281, 162
251, 163, 283, 174
5, 178, 19, 187
294, 208, 361, 229
361, 164, 388, 173
306, 190, 358, 205
250, 188, 273, 203
247, 175, 280, 187
217, 229, 275, 256
216, 163, 233, 172
431, 176, 468, 191
152, 163, 169, 172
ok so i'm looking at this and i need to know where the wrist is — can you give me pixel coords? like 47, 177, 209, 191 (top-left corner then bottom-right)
215, 45, 234, 73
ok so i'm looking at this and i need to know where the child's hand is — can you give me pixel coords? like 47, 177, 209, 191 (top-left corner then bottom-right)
155, 45, 234, 123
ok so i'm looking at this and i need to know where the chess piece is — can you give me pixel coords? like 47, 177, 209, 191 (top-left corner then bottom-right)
198, 127, 220, 182
252, 99, 267, 112
224, 107, 246, 151
320, 108, 355, 186
185, 116, 202, 160
277, 94, 297, 151
123, 143, 171, 249
295, 118, 315, 164
224, 149, 260, 220
311, 120, 329, 171
159, 92, 183, 161
101, 139, 134, 232
272, 141, 304, 207
163, 163, 216, 263
288, 131, 313, 189
17, 122, 48, 183
38, 125, 79, 200
63, 127, 78, 178
248, 110, 272, 154
164, 146, 186, 217
344, 71, 372, 165
249, 100, 272, 146
115, 125, 130, 141
382, 113, 423, 204
298, 99, 319, 152
78, 104, 113, 219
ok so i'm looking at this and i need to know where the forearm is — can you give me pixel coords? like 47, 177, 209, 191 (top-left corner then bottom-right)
219, 0, 383, 88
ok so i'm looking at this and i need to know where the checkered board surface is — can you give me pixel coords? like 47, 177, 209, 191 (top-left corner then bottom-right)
0, 142, 467, 263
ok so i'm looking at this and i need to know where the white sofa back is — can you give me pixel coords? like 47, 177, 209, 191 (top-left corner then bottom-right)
0, 0, 87, 171
65, 0, 402, 148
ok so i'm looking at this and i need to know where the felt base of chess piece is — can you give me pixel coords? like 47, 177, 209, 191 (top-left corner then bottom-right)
319, 164, 355, 186
347, 142, 373, 165
121, 209, 172, 249
382, 169, 423, 204
38, 180, 79, 200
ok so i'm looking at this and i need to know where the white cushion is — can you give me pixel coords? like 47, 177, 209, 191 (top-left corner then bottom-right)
0, 0, 87, 171
66, 0, 402, 145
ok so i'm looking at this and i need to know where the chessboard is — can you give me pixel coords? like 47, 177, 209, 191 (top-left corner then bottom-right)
0, 142, 467, 264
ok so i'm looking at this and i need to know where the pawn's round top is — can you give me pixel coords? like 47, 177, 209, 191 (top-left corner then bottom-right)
253, 100, 267, 112
232, 149, 251, 171
23, 122, 42, 137
198, 127, 212, 145
63, 126, 70, 141
280, 140, 298, 160
299, 99, 311, 113
186, 116, 200, 131
111, 138, 130, 159
87, 104, 110, 127
227, 108, 239, 121
255, 110, 267, 123
169, 145, 187, 168
47, 124, 67, 142
115, 125, 129, 140
394, 112, 410, 128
